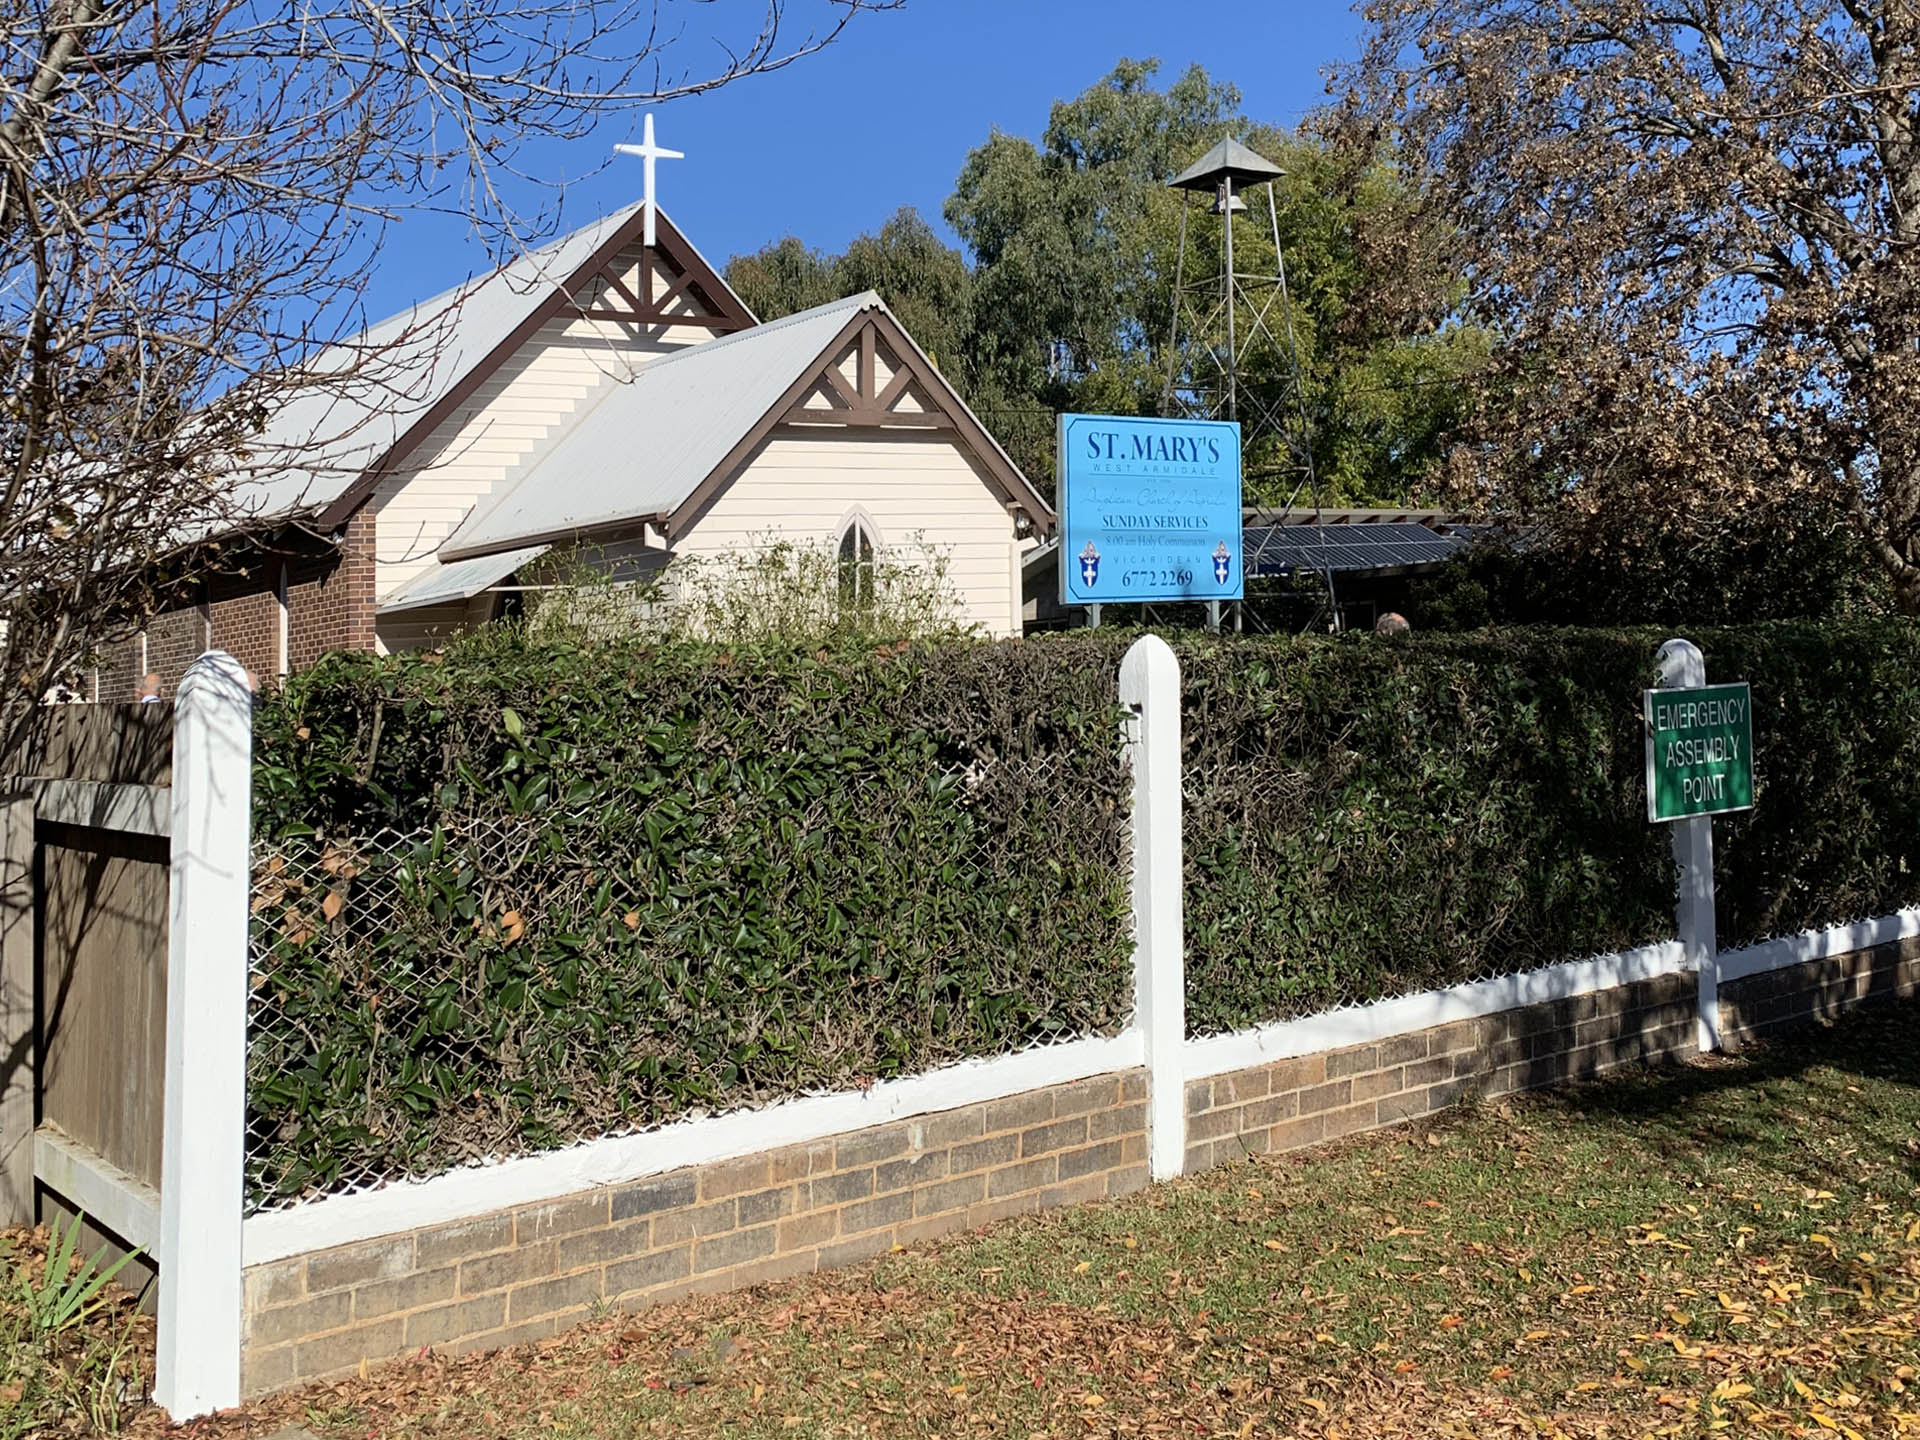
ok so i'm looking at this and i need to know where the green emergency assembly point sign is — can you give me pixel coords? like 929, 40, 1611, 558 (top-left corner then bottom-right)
1643, 682, 1754, 823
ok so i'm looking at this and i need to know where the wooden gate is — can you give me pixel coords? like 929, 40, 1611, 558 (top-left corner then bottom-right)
1, 704, 172, 1278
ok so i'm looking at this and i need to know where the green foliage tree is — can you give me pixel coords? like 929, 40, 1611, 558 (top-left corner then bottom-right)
945, 59, 1491, 505
727, 207, 974, 378
726, 60, 1488, 506
724, 235, 841, 322
1411, 494, 1893, 631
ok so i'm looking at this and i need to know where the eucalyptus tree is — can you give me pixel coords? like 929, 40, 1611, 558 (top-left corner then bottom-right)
727, 207, 973, 378
941, 61, 1487, 504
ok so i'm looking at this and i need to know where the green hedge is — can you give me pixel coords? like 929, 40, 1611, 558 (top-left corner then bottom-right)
246, 634, 1132, 1208
1177, 629, 1677, 1034
246, 620, 1920, 1205
1701, 622, 1920, 947
1172, 620, 1920, 1031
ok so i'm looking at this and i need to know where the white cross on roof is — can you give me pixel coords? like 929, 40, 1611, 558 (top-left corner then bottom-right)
613, 113, 683, 248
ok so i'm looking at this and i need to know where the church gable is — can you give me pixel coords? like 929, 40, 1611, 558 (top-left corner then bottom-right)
321, 206, 754, 533
666, 306, 1050, 539
366, 212, 757, 613
567, 223, 752, 334
785, 319, 953, 429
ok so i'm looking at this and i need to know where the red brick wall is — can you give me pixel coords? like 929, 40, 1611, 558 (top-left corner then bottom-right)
206, 582, 280, 689
96, 505, 379, 699
143, 606, 208, 698
122, 581, 271, 698
288, 508, 376, 669
95, 630, 146, 705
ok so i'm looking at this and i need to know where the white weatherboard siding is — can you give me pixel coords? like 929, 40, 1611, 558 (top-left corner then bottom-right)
676, 431, 1022, 637
377, 595, 500, 654
372, 245, 724, 636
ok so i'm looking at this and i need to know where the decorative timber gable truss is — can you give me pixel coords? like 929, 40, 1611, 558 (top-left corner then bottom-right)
568, 228, 754, 333
313, 208, 755, 531
664, 306, 1053, 540
785, 315, 951, 429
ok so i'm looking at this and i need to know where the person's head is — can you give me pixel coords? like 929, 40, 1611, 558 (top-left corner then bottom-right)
137, 672, 161, 702
1374, 612, 1411, 637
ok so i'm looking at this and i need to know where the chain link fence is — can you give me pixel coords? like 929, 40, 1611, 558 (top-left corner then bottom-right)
245, 753, 1132, 1213
1176, 634, 1679, 1037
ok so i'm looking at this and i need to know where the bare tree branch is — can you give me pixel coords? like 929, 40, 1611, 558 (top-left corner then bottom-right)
1335, 0, 1920, 605
0, 0, 896, 757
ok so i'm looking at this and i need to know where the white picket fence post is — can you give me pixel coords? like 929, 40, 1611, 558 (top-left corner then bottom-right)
156, 651, 252, 1418
1120, 635, 1186, 1180
1655, 638, 1722, 1054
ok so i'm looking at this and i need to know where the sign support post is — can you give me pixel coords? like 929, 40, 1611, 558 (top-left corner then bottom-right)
1651, 638, 1722, 1054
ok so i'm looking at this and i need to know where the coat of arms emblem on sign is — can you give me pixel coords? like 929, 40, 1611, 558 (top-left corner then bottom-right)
1079, 542, 1101, 588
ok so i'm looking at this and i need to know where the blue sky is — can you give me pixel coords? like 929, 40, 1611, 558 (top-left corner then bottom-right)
362, 1, 1367, 319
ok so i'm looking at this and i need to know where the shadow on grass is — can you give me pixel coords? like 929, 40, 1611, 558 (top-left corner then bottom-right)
1516, 992, 1920, 1198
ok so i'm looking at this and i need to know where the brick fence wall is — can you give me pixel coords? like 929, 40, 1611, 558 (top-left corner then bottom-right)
1720, 935, 1920, 1045
236, 939, 1919, 1402
1182, 971, 1698, 1175
240, 1069, 1148, 1395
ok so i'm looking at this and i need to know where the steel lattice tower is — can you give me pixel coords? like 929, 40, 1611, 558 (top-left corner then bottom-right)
1159, 137, 1339, 629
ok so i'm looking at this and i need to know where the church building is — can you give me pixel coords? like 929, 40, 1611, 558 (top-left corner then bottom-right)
100, 163, 1051, 698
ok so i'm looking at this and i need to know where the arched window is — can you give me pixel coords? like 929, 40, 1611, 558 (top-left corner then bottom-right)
837, 514, 878, 612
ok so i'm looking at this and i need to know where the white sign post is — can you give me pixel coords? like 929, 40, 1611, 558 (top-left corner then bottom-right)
1653, 639, 1722, 1054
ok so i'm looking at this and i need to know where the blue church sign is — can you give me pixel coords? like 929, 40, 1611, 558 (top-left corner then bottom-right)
1056, 414, 1243, 608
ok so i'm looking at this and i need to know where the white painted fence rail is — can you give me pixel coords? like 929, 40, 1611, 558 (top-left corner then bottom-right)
1185, 939, 1688, 1081
1717, 907, 1920, 983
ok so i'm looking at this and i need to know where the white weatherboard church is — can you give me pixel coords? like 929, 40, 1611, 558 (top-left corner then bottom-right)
113, 121, 1052, 693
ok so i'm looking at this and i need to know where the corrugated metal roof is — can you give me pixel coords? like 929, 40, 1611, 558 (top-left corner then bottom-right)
221, 203, 665, 526
441, 292, 878, 558
375, 543, 550, 616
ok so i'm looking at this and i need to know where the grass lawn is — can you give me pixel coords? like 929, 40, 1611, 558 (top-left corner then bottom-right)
89, 997, 1920, 1437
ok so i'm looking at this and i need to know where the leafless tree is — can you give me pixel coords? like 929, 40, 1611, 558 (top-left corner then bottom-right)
0, 0, 890, 758
1338, 0, 1920, 606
